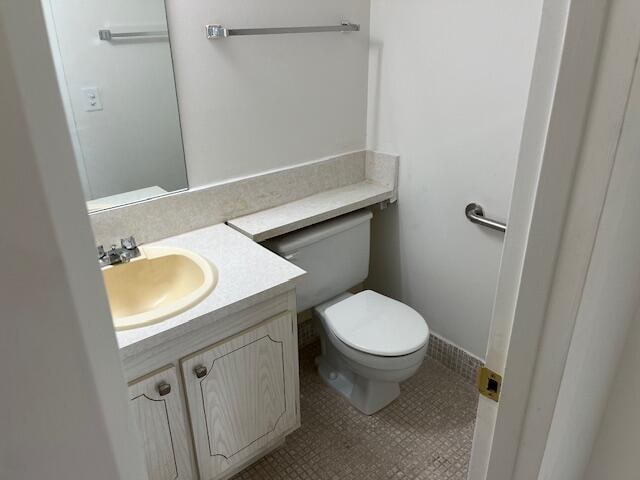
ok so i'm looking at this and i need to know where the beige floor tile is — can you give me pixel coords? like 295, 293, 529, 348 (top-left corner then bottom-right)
232, 342, 478, 480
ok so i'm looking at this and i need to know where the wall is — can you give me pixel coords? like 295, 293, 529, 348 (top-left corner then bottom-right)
366, 0, 543, 358
165, 0, 370, 187
0, 2, 147, 478
46, 0, 187, 199
585, 311, 640, 480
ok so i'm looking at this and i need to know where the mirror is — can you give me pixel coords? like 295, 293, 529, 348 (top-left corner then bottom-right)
42, 0, 188, 212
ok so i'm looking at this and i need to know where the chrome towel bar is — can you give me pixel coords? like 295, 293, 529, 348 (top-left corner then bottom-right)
206, 21, 360, 39
465, 203, 507, 233
98, 29, 168, 41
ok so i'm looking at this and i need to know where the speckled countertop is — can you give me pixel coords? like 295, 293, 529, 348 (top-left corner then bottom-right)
116, 223, 305, 354
227, 180, 392, 242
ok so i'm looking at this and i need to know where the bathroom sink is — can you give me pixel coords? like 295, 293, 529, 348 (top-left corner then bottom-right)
102, 246, 217, 331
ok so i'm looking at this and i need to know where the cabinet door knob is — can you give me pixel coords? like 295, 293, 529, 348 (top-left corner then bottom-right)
194, 365, 208, 378
157, 382, 171, 396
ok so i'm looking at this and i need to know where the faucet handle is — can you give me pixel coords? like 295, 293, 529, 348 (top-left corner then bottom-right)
97, 245, 106, 258
118, 251, 131, 263
121, 236, 137, 250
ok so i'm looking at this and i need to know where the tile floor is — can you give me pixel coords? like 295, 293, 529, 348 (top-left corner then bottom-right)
232, 341, 479, 480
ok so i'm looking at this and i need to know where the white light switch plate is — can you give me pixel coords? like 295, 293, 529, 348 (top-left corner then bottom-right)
81, 87, 103, 112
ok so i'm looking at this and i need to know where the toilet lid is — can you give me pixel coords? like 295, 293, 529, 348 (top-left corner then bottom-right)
320, 290, 429, 356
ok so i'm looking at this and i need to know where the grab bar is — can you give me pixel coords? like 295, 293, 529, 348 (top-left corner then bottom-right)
98, 29, 168, 41
206, 21, 360, 39
465, 203, 507, 233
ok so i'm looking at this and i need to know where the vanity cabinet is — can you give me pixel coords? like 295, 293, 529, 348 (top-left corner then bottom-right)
182, 312, 299, 479
128, 366, 195, 480
122, 291, 301, 480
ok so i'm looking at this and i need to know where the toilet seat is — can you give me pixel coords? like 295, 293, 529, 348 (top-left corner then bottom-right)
318, 311, 429, 372
314, 290, 429, 357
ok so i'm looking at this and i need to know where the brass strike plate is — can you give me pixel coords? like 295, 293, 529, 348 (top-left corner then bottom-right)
477, 366, 502, 402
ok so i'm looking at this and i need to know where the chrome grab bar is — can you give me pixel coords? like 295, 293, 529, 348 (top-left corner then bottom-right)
206, 21, 360, 39
465, 203, 507, 233
98, 29, 168, 41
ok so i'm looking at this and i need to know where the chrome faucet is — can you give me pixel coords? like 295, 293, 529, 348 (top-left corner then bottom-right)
97, 236, 141, 268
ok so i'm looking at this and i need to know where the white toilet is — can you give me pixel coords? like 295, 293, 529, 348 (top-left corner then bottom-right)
266, 209, 429, 415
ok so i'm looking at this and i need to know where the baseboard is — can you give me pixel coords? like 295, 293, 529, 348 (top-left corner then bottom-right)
297, 318, 319, 348
426, 333, 484, 384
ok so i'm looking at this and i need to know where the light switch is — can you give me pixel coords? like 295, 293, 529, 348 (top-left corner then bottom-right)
81, 87, 103, 112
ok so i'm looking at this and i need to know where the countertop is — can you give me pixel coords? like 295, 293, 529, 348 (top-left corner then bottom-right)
116, 223, 305, 354
227, 180, 393, 242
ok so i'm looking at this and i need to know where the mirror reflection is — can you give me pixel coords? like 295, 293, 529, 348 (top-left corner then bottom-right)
42, 0, 188, 212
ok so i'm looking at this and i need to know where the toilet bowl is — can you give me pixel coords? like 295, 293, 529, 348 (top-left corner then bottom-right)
313, 290, 429, 414
264, 209, 430, 415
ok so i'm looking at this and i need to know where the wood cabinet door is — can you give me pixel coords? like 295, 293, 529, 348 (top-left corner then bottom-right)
129, 366, 195, 480
181, 312, 299, 479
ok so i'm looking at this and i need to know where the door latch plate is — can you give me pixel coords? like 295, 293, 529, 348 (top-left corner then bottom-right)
477, 366, 502, 402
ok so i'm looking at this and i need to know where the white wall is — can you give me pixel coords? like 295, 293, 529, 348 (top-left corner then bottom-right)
165, 0, 370, 187
585, 311, 640, 480
0, 2, 147, 478
47, 0, 187, 199
366, 0, 543, 358
47, 0, 371, 200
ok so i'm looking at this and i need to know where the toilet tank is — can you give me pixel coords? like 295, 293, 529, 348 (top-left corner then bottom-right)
264, 209, 373, 312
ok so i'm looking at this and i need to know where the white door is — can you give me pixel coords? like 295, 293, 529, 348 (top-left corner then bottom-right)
129, 366, 195, 480
181, 312, 300, 480
468, 1, 640, 479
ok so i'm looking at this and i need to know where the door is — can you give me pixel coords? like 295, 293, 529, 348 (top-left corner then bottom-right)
181, 312, 299, 480
129, 366, 195, 480
468, 2, 640, 479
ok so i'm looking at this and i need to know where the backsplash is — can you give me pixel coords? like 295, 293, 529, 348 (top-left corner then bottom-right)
90, 150, 397, 247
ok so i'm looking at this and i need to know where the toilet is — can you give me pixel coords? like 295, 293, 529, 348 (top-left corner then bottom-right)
265, 209, 429, 415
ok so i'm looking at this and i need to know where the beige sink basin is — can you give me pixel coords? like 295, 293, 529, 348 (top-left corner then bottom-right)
102, 246, 217, 331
